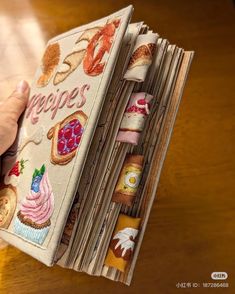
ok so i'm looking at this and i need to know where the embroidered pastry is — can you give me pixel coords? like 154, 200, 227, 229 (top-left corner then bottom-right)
14, 165, 54, 245
128, 43, 156, 69
53, 27, 101, 85
37, 43, 60, 87
110, 227, 138, 260
47, 111, 88, 165
124, 33, 158, 82
105, 214, 141, 272
112, 154, 144, 206
116, 92, 153, 145
0, 184, 17, 229
54, 18, 120, 84
83, 19, 120, 76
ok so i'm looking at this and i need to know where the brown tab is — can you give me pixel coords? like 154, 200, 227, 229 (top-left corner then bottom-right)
104, 214, 141, 272
112, 154, 144, 206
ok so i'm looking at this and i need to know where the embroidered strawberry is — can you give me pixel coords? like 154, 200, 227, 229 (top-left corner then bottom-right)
57, 119, 84, 155
8, 159, 27, 177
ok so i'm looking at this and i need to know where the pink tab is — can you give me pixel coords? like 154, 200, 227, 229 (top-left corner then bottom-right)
116, 92, 153, 145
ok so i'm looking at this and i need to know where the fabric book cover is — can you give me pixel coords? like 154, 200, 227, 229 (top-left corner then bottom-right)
0, 5, 194, 285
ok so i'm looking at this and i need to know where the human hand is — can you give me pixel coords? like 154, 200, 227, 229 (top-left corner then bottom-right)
0, 80, 30, 155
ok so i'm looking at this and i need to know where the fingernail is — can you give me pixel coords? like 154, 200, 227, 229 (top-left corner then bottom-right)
16, 80, 29, 94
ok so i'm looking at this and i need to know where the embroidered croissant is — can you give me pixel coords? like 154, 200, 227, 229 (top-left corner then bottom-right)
53, 19, 120, 85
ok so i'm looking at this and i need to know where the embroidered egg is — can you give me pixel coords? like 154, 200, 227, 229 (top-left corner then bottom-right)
124, 171, 140, 189
112, 154, 144, 207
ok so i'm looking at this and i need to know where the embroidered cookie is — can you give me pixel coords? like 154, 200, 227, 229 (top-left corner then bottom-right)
112, 154, 144, 206
0, 185, 17, 229
37, 43, 60, 87
14, 165, 54, 245
104, 214, 141, 272
47, 111, 88, 165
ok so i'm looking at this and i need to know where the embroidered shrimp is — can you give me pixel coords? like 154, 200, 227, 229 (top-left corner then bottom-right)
83, 19, 120, 76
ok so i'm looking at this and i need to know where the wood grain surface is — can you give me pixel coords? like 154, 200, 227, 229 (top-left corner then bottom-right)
0, 0, 234, 293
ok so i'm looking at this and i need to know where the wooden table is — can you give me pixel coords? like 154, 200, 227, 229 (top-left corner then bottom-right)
0, 0, 234, 293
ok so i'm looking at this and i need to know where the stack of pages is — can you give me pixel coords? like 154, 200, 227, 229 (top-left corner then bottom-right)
0, 6, 193, 285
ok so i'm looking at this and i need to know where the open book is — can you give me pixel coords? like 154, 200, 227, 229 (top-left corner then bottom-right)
0, 6, 193, 285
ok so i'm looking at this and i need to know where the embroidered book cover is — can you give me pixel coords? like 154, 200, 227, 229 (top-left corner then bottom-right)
0, 5, 194, 285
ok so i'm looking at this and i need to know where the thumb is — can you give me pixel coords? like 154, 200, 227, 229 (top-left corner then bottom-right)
4, 80, 30, 122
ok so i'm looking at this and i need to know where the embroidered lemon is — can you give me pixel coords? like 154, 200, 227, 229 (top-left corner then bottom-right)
124, 172, 140, 189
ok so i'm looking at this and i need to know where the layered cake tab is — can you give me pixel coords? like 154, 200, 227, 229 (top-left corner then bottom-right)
116, 92, 153, 145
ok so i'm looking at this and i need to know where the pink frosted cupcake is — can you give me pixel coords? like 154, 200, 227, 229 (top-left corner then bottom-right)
14, 164, 54, 245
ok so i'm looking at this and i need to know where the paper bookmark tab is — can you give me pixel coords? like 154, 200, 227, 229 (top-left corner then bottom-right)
116, 92, 153, 145
104, 214, 141, 272
124, 33, 157, 82
112, 154, 144, 206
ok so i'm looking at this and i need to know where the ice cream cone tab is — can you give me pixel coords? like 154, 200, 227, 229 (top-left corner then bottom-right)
112, 154, 144, 207
104, 214, 141, 272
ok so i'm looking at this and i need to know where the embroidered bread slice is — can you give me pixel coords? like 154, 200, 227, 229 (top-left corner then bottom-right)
47, 111, 88, 165
53, 51, 86, 85
128, 43, 156, 69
